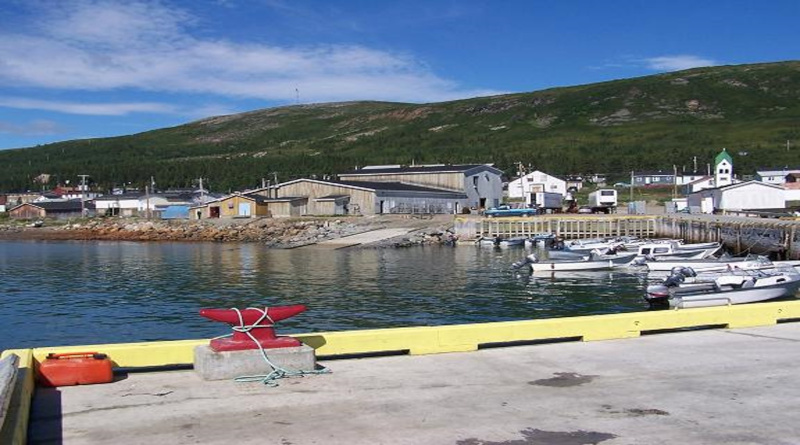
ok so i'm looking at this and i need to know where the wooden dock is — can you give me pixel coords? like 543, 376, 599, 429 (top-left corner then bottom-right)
455, 214, 800, 259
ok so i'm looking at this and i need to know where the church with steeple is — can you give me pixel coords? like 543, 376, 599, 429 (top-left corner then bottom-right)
714, 148, 733, 187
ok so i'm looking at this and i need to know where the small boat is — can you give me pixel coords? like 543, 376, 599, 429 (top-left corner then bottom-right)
513, 251, 638, 272
635, 242, 720, 260
477, 236, 527, 248
643, 255, 773, 273
498, 236, 527, 248
644, 267, 800, 308
564, 239, 624, 253
525, 233, 556, 247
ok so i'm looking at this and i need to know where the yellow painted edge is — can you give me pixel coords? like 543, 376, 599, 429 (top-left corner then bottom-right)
13, 300, 800, 367
0, 349, 33, 445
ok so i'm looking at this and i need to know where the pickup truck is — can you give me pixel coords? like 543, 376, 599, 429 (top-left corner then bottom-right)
484, 205, 538, 218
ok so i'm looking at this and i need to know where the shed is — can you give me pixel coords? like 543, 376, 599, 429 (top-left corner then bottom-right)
687, 181, 786, 214
192, 193, 307, 219
8, 200, 94, 220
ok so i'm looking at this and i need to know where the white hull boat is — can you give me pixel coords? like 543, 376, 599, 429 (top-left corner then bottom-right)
635, 242, 719, 260
513, 252, 637, 272
645, 268, 800, 308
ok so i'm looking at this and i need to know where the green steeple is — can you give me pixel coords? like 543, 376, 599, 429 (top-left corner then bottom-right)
715, 148, 733, 166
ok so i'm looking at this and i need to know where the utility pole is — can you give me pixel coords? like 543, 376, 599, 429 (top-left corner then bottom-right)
145, 184, 151, 219
630, 170, 634, 202
78, 174, 90, 217
673, 165, 678, 199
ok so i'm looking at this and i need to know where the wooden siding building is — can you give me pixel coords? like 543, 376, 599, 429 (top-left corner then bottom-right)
337, 164, 503, 210
249, 178, 468, 216
192, 193, 306, 219
8, 200, 93, 220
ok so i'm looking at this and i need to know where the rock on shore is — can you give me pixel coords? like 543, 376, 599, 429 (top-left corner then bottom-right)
0, 216, 458, 249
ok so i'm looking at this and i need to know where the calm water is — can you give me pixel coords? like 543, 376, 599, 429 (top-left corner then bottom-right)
0, 240, 654, 352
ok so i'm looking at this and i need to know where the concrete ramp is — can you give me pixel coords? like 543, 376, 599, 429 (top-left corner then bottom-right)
309, 228, 415, 249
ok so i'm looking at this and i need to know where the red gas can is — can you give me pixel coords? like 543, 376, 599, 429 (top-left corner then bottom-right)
38, 352, 114, 387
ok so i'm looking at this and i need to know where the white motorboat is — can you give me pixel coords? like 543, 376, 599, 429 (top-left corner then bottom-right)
513, 251, 637, 272
635, 241, 719, 260
643, 255, 771, 273
564, 239, 624, 253
644, 267, 800, 308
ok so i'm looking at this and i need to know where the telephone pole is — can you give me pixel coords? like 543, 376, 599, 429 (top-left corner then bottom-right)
78, 174, 90, 216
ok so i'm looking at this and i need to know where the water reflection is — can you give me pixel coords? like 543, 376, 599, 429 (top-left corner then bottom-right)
0, 241, 653, 351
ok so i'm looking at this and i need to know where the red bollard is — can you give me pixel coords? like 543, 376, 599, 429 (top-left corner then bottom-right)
200, 305, 306, 352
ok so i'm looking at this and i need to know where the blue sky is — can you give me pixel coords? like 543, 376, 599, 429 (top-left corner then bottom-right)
0, 0, 798, 150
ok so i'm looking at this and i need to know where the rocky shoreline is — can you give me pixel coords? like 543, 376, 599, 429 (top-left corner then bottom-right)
0, 216, 458, 248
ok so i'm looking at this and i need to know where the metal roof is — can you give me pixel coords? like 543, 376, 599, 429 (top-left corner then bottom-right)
339, 164, 501, 176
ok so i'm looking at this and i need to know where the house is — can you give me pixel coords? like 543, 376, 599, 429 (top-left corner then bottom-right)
684, 176, 714, 193
0, 195, 6, 213
586, 174, 607, 186
783, 174, 800, 203
507, 170, 566, 204
337, 164, 502, 210
5, 192, 42, 207
756, 167, 800, 185
192, 192, 306, 219
8, 200, 94, 220
632, 171, 674, 187
675, 172, 706, 186
687, 181, 785, 214
565, 176, 584, 191
93, 193, 142, 217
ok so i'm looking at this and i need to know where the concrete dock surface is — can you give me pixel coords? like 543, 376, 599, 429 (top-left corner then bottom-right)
29, 323, 800, 445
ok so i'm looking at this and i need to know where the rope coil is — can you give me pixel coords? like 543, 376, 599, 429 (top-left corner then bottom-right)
225, 306, 330, 387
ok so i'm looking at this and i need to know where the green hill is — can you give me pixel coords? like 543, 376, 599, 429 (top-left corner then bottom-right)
2, 60, 800, 192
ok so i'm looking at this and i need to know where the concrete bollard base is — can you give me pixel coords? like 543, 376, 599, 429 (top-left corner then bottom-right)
193, 344, 316, 381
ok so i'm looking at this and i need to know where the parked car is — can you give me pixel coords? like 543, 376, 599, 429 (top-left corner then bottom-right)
484, 205, 538, 218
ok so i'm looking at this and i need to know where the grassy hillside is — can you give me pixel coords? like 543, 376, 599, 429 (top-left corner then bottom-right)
2, 61, 800, 192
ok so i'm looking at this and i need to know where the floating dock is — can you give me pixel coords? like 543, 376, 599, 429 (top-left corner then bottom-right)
4, 301, 800, 444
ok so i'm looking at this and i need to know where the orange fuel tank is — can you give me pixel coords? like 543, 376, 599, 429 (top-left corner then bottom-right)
38, 352, 114, 387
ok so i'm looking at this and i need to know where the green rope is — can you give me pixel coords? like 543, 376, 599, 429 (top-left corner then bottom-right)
224, 306, 330, 387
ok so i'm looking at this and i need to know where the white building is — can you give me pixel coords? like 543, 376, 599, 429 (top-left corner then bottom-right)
675, 172, 706, 186
508, 170, 566, 202
755, 167, 800, 186
714, 149, 733, 188
93, 193, 142, 217
687, 181, 785, 214
684, 176, 714, 193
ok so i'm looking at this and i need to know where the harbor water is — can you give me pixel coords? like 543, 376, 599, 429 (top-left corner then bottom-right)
0, 240, 654, 352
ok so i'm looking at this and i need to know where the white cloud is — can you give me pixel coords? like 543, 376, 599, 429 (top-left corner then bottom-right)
0, 119, 66, 136
643, 55, 718, 71
0, 97, 177, 115
0, 0, 503, 116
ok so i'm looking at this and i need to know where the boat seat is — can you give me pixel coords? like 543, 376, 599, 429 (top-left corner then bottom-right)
741, 279, 756, 289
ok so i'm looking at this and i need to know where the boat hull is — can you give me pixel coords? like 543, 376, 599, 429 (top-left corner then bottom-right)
529, 253, 636, 272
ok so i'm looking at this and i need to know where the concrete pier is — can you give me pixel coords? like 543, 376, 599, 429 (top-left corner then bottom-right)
27, 322, 800, 444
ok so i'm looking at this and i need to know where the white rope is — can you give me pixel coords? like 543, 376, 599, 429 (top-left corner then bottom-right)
227, 306, 330, 387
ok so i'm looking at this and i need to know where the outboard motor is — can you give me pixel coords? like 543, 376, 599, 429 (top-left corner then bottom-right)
669, 266, 697, 278
511, 254, 538, 270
